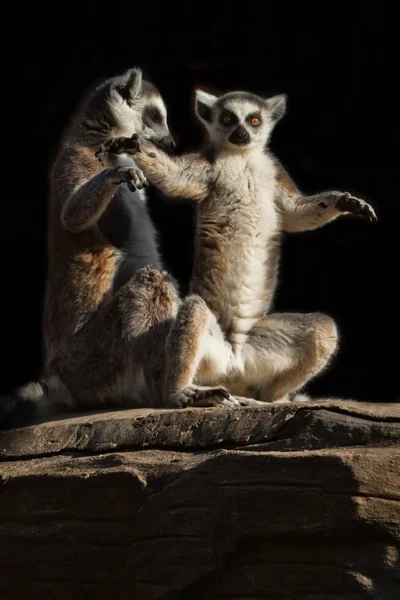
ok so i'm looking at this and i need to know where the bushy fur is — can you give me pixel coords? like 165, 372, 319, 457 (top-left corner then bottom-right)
110, 88, 377, 407
0, 67, 179, 429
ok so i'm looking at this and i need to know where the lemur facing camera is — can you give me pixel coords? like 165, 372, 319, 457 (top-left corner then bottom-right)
101, 88, 377, 408
0, 67, 181, 429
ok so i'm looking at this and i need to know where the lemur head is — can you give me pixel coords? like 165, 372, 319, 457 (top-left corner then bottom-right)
106, 67, 176, 152
194, 89, 286, 152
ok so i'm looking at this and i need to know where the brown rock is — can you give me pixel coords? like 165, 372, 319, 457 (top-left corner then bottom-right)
0, 401, 399, 599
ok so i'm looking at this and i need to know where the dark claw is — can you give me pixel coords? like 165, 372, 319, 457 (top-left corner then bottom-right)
358, 205, 376, 222
369, 212, 378, 224
127, 181, 136, 192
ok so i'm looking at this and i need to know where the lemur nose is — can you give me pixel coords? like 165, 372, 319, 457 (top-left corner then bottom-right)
155, 135, 176, 154
229, 125, 250, 145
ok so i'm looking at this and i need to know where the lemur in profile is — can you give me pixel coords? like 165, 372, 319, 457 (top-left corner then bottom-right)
100, 88, 377, 408
0, 67, 181, 428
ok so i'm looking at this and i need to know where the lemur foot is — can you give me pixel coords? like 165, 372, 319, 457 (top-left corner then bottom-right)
96, 133, 141, 158
166, 385, 238, 409
335, 192, 378, 223
109, 165, 148, 192
193, 392, 241, 408
133, 267, 178, 306
133, 266, 173, 287
233, 396, 266, 406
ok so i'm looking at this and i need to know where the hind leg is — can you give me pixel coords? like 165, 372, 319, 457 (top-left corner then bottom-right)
164, 295, 244, 408
55, 267, 179, 409
1, 267, 179, 428
241, 312, 338, 402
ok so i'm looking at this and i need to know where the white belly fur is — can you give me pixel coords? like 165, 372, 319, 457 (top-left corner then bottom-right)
215, 152, 278, 346
196, 151, 280, 381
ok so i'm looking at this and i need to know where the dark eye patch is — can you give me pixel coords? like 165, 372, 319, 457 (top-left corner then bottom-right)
142, 105, 163, 126
219, 110, 238, 127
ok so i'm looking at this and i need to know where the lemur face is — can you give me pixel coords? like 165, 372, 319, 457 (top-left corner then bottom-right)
139, 95, 176, 153
195, 89, 287, 152
108, 67, 176, 153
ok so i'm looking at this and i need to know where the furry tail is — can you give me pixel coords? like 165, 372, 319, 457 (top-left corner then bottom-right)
290, 393, 355, 403
0, 376, 75, 429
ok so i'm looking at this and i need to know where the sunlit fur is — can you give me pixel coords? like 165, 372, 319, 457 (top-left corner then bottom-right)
130, 86, 375, 408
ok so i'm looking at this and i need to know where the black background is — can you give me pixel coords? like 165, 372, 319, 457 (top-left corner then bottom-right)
2, 4, 398, 402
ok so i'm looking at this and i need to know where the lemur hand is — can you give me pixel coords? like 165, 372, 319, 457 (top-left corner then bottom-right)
108, 165, 148, 192
335, 192, 378, 223
95, 133, 141, 159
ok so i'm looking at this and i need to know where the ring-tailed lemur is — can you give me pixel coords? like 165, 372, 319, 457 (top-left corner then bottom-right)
100, 88, 377, 408
0, 67, 181, 428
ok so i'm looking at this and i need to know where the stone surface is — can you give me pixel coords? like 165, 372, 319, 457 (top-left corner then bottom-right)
1, 400, 399, 459
0, 401, 399, 599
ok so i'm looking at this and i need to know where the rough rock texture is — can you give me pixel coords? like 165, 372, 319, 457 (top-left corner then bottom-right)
0, 401, 399, 599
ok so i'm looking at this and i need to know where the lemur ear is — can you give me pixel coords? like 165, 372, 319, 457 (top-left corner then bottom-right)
265, 94, 287, 122
195, 89, 218, 123
116, 67, 143, 101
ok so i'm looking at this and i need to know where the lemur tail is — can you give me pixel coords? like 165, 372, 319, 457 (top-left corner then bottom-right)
0, 376, 75, 429
270, 393, 355, 403
291, 393, 355, 403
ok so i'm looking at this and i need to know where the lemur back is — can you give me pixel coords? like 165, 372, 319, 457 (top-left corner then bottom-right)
0, 67, 180, 428
44, 67, 176, 368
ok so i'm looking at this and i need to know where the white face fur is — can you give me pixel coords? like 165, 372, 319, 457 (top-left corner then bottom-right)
108, 67, 174, 149
195, 89, 287, 153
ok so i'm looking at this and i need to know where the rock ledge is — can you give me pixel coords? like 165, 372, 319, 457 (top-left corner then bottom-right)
1, 400, 399, 599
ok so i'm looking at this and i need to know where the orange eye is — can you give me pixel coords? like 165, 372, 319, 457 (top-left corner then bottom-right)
250, 117, 261, 126
223, 115, 232, 124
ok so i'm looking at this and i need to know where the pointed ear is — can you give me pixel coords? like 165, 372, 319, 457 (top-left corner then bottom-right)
115, 67, 143, 101
195, 89, 218, 123
265, 94, 287, 122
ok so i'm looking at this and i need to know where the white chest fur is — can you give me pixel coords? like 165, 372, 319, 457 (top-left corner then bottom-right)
210, 151, 280, 344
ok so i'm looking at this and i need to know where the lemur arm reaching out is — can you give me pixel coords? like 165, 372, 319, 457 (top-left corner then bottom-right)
99, 135, 212, 202
271, 157, 377, 232
275, 185, 378, 232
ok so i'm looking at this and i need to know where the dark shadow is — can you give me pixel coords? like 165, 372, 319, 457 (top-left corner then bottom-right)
1, 5, 398, 404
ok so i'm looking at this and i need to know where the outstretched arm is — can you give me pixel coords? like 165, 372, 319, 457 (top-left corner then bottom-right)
275, 186, 378, 232
271, 156, 377, 232
99, 135, 212, 202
